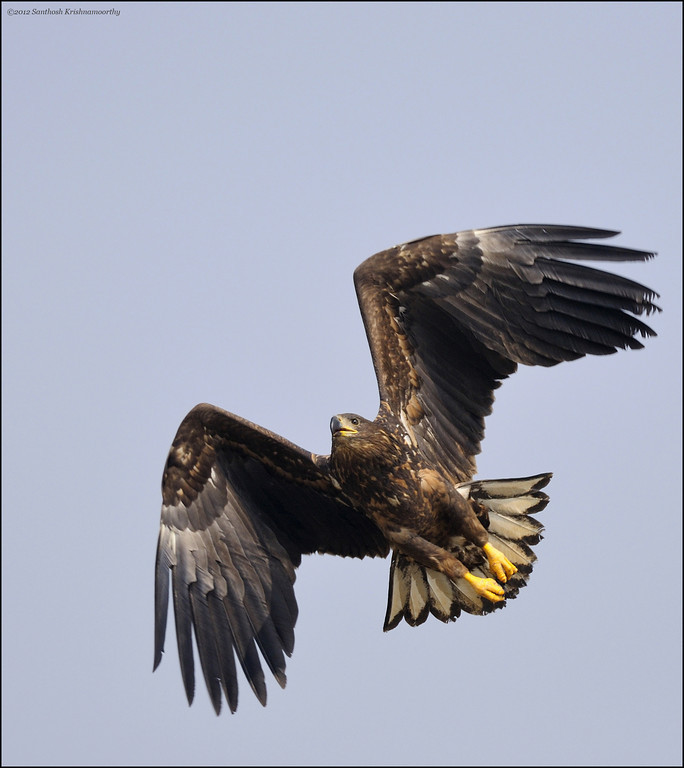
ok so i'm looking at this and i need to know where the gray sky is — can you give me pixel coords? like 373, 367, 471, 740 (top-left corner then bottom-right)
2, 2, 681, 766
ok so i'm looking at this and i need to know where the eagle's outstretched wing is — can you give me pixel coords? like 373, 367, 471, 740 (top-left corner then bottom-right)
154, 403, 388, 714
353, 225, 660, 482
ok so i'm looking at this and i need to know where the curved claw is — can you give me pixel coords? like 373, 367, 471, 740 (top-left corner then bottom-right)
463, 572, 505, 602
483, 542, 518, 583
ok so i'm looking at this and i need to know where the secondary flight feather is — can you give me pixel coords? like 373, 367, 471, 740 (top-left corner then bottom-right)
154, 224, 659, 714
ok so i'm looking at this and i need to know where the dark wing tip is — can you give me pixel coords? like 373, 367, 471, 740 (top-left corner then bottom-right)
501, 224, 622, 240
509, 224, 656, 262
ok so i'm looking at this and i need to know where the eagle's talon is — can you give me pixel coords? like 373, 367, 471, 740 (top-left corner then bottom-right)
483, 542, 518, 583
463, 572, 506, 602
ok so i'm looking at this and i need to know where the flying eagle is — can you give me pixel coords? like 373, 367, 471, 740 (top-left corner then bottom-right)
154, 224, 659, 714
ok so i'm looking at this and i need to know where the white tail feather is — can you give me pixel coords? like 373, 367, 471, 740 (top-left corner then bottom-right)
426, 570, 458, 616
408, 564, 429, 622
457, 475, 550, 499
487, 511, 542, 540
485, 496, 546, 515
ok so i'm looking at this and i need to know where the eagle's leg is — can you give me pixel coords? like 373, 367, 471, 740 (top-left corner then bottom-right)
382, 525, 506, 603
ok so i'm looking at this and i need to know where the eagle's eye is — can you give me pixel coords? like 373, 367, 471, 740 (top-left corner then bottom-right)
350, 417, 359, 426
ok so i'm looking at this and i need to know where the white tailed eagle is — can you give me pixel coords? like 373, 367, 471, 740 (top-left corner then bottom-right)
154, 224, 659, 714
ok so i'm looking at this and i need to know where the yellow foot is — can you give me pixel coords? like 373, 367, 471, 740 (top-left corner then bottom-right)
463, 572, 505, 603
483, 542, 518, 583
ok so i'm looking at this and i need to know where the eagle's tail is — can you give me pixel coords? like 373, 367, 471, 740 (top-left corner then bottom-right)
383, 473, 551, 631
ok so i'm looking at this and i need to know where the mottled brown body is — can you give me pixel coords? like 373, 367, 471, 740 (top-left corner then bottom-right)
330, 410, 488, 581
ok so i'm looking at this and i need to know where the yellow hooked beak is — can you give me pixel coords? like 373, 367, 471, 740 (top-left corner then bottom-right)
330, 415, 359, 437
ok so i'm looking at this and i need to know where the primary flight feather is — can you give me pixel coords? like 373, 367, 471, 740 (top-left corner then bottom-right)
154, 224, 659, 714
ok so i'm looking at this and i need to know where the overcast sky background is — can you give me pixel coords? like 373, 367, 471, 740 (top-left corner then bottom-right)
2, 2, 682, 766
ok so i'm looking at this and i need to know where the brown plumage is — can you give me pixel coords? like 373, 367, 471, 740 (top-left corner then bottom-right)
154, 224, 659, 714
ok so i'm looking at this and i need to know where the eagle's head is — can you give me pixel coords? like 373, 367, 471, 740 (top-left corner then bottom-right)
329, 413, 372, 439
329, 412, 399, 476
329, 413, 386, 487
